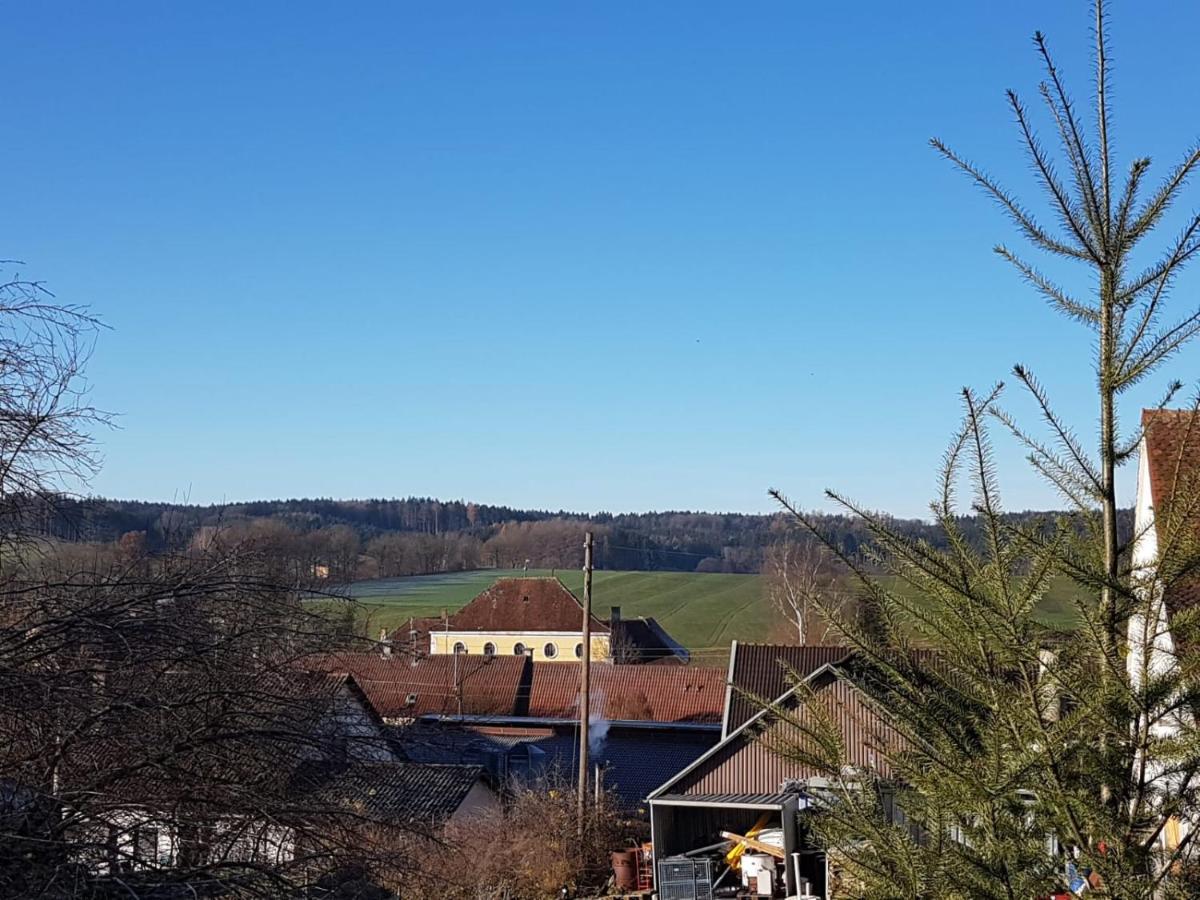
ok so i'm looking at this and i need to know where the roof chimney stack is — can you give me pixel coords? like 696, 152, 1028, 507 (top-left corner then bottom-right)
610, 606, 621, 625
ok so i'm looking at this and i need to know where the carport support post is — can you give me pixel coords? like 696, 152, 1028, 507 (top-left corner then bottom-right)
577, 531, 594, 840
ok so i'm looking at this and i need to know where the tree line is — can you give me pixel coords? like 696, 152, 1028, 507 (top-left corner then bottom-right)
17, 493, 1130, 580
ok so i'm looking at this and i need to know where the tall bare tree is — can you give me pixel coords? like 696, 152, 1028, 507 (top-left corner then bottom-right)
762, 540, 840, 645
0, 265, 419, 897
0, 264, 107, 557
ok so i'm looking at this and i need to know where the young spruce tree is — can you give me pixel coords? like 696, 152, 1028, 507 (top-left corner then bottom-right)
768, 3, 1200, 897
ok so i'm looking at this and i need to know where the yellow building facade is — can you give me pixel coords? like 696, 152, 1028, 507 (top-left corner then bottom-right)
429, 629, 610, 662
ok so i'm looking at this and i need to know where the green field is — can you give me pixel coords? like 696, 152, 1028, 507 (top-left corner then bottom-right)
344, 569, 771, 664
336, 568, 1084, 663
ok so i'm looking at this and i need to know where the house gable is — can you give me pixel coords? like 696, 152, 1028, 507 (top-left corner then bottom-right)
722, 642, 852, 738
650, 664, 901, 802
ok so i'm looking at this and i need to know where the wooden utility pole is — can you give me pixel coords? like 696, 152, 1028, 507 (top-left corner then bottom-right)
577, 531, 594, 837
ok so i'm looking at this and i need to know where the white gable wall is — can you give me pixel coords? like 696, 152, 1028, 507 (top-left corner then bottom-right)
449, 780, 501, 825
1127, 437, 1177, 701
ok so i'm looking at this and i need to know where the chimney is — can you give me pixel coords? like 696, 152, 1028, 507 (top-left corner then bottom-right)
379, 627, 392, 659
610, 606, 621, 625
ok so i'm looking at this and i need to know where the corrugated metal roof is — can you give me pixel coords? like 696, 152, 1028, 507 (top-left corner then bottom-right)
528, 662, 725, 724
651, 792, 794, 808
652, 667, 904, 800
725, 643, 851, 735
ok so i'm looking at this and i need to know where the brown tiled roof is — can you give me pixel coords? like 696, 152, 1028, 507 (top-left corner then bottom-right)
448, 578, 610, 634
725, 643, 851, 735
388, 616, 441, 654
1142, 409, 1200, 649
1143, 409, 1200, 515
310, 652, 530, 719
527, 661, 725, 724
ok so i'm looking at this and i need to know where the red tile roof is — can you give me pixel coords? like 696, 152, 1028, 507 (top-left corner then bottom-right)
448, 577, 610, 634
310, 652, 529, 719
725, 643, 852, 734
1143, 409, 1200, 522
1142, 409, 1200, 645
387, 616, 441, 654
527, 661, 725, 724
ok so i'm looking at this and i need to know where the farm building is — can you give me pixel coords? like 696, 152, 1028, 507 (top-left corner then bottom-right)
428, 577, 613, 661
400, 576, 688, 664
649, 645, 903, 899
53, 672, 473, 875
310, 650, 727, 813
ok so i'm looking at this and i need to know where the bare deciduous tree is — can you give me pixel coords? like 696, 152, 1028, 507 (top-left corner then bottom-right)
762, 540, 841, 645
0, 264, 108, 557
0, 264, 424, 897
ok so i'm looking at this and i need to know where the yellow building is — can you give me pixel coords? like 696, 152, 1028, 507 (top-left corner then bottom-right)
427, 577, 611, 662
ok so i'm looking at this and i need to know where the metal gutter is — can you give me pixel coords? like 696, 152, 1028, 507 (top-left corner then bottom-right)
416, 713, 721, 732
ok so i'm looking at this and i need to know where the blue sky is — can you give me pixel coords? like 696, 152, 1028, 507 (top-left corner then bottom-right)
3, 2, 1198, 518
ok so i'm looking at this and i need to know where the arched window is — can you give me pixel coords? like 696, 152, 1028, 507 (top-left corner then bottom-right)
483, 642, 496, 658
453, 641, 467, 655
543, 642, 558, 659
574, 642, 584, 659
513, 642, 527, 656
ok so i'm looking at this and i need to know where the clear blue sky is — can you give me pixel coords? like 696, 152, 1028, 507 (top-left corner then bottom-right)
3, 2, 1198, 518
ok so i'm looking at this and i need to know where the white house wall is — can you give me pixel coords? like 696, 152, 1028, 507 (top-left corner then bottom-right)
449, 780, 502, 824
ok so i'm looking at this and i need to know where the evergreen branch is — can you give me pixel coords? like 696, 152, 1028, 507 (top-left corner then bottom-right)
824, 490, 989, 624
1116, 214, 1200, 381
1112, 157, 1151, 256
1010, 364, 1103, 490
962, 388, 1009, 597
1026, 454, 1101, 510
1118, 308, 1200, 391
1114, 380, 1184, 463
1126, 144, 1200, 243
1033, 33, 1105, 247
1008, 89, 1101, 258
991, 402, 1099, 508
931, 139, 1095, 261
994, 246, 1099, 325
937, 385, 1002, 586
1094, 0, 1113, 239
1119, 212, 1200, 305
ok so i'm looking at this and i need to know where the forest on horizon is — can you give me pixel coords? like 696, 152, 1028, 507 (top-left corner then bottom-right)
19, 494, 1132, 580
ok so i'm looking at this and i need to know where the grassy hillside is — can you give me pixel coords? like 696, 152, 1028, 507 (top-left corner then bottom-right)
337, 568, 1084, 663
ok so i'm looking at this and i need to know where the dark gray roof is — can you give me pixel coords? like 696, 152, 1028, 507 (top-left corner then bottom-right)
294, 760, 486, 826
394, 723, 717, 814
